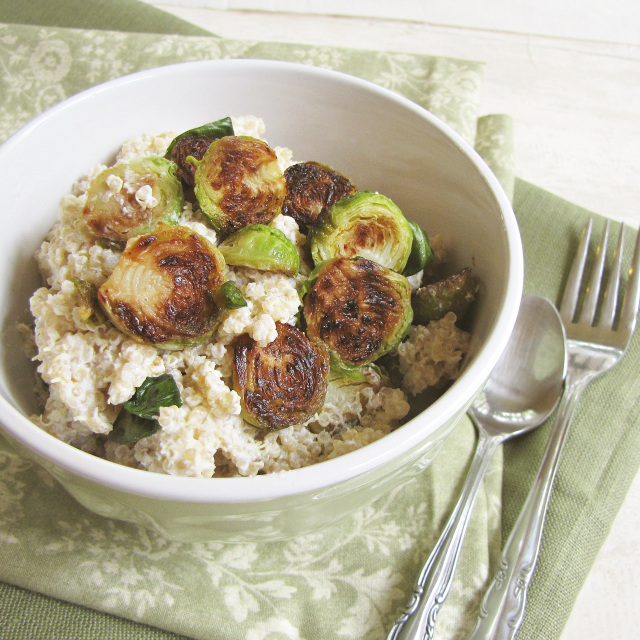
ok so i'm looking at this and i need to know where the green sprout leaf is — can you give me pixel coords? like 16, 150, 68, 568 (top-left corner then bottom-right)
220, 280, 248, 309
109, 373, 182, 443
71, 277, 106, 326
403, 220, 433, 277
109, 411, 160, 444
124, 373, 182, 418
164, 116, 235, 159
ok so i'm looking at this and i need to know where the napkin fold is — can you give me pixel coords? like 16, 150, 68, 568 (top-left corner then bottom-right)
0, 5, 638, 640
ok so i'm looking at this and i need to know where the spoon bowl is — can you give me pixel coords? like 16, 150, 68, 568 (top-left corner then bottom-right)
387, 294, 567, 640
472, 295, 567, 435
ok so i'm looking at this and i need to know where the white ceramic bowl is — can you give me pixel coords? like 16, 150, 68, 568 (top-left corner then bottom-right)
0, 59, 523, 542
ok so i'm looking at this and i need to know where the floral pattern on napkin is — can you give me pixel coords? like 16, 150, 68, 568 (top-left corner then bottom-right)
1, 419, 501, 640
0, 25, 490, 146
0, 23, 514, 640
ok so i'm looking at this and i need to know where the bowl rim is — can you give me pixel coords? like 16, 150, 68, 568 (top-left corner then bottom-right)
0, 58, 524, 503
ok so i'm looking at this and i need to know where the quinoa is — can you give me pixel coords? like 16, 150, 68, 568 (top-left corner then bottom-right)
27, 116, 470, 478
395, 313, 471, 396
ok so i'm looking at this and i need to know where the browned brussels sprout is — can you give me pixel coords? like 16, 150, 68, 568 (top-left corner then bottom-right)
192, 136, 287, 236
232, 321, 330, 431
308, 191, 413, 273
281, 161, 357, 227
97, 224, 226, 349
83, 156, 183, 245
302, 256, 413, 368
165, 117, 235, 186
412, 267, 479, 325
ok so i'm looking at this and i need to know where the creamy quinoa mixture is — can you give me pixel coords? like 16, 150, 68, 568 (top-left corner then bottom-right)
26, 116, 471, 478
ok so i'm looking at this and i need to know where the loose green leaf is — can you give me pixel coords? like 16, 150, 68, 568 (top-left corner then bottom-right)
164, 116, 235, 159
220, 280, 247, 309
109, 411, 160, 444
71, 277, 106, 326
403, 220, 433, 277
108, 374, 183, 443
123, 373, 182, 419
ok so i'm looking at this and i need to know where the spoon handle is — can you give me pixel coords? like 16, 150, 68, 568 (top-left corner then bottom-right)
387, 428, 502, 640
468, 373, 586, 640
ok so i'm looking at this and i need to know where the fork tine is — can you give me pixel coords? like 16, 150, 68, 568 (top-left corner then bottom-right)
580, 219, 610, 325
619, 225, 640, 338
599, 223, 625, 330
560, 218, 593, 322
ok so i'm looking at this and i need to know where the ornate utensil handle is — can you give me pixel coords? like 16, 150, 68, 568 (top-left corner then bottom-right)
468, 373, 587, 640
387, 430, 502, 640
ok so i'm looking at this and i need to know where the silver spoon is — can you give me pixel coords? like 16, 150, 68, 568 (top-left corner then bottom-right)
387, 294, 567, 640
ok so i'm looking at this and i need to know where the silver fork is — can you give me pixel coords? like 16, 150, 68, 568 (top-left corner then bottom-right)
468, 218, 640, 640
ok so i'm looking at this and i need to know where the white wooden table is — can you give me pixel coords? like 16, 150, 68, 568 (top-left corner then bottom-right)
148, 3, 640, 637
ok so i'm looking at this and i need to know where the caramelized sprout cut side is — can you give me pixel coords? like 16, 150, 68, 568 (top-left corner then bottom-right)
98, 224, 226, 349
302, 256, 413, 368
282, 161, 357, 227
83, 156, 183, 245
193, 135, 287, 236
308, 191, 413, 273
233, 322, 329, 430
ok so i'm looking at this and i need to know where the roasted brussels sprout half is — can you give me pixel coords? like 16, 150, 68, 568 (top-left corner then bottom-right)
193, 135, 287, 236
98, 224, 226, 349
308, 191, 413, 273
281, 161, 357, 227
83, 156, 183, 245
412, 267, 479, 325
165, 116, 235, 186
232, 321, 330, 431
403, 220, 434, 277
218, 224, 300, 276
302, 257, 413, 368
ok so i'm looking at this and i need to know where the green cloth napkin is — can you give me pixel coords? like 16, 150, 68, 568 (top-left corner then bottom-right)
0, 0, 211, 36
0, 5, 639, 640
506, 182, 640, 640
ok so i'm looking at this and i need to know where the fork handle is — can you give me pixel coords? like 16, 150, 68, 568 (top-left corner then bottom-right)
386, 429, 503, 640
468, 371, 591, 640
